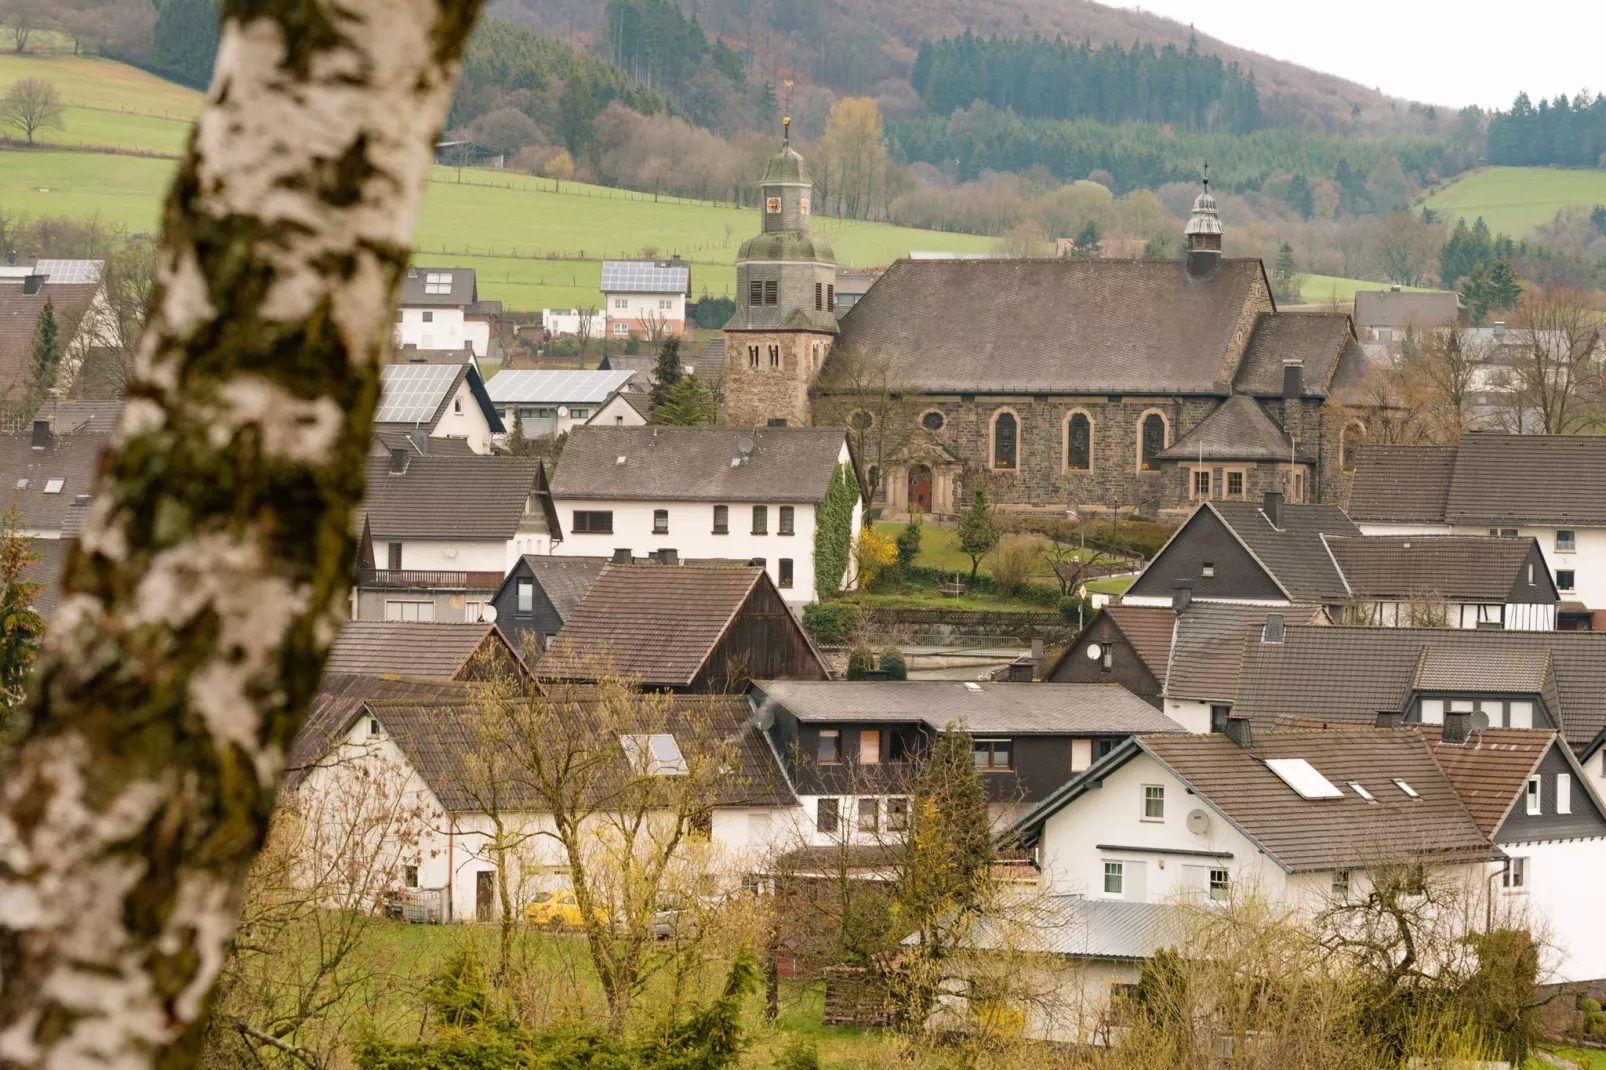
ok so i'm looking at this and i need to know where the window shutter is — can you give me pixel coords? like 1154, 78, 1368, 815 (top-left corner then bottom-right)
1557, 773, 1572, 815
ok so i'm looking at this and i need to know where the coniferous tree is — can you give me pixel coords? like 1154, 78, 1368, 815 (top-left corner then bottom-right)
655, 373, 716, 426
650, 335, 683, 409
0, 500, 43, 734
1272, 243, 1302, 303
503, 409, 532, 455
1487, 259, 1523, 313
1287, 172, 1314, 221
1460, 264, 1494, 326
957, 486, 1000, 584
1072, 219, 1102, 258
29, 300, 60, 398
150, 0, 221, 88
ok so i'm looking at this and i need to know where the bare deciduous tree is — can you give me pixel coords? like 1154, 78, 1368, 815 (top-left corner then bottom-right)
1489, 287, 1605, 435
0, 0, 47, 53
1, 77, 64, 144
0, 2, 485, 1067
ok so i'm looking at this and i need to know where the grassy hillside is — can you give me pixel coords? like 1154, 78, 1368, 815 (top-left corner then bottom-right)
0, 53, 200, 154
1418, 167, 1606, 238
1293, 274, 1447, 308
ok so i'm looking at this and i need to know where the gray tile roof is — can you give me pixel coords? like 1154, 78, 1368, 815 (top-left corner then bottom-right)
1352, 290, 1458, 330
0, 428, 109, 534
1323, 534, 1549, 603
550, 426, 850, 503
366, 692, 794, 812
1351, 435, 1606, 526
1158, 394, 1307, 463
521, 555, 609, 621
21, 536, 70, 620
833, 258, 1269, 394
1231, 312, 1356, 398
695, 337, 725, 397
286, 674, 470, 789
486, 369, 634, 405
33, 400, 123, 435
0, 280, 101, 406
325, 621, 514, 679
358, 452, 544, 540
1206, 500, 1359, 602
1232, 624, 1606, 748
1165, 603, 1328, 703
750, 680, 1186, 734
398, 267, 477, 307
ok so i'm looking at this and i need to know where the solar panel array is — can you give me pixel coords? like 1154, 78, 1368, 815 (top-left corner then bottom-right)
485, 369, 635, 404
34, 259, 103, 284
375, 363, 460, 424
600, 260, 689, 295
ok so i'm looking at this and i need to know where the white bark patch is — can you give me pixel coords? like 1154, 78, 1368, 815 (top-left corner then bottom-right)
209, 376, 346, 463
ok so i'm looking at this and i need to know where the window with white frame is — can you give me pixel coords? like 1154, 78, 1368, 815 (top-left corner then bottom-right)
1557, 530, 1576, 552
1503, 856, 1527, 889
384, 600, 435, 622
1525, 775, 1541, 815
613, 298, 628, 310
1332, 870, 1351, 899
1103, 861, 1124, 895
613, 322, 629, 336
658, 298, 673, 311
1209, 868, 1230, 901
1142, 784, 1165, 821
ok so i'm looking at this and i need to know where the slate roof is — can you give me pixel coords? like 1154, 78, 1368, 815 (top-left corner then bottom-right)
832, 258, 1269, 394
1231, 312, 1356, 398
1232, 624, 1606, 748
1165, 603, 1328, 703
324, 622, 514, 679
398, 267, 476, 307
1346, 445, 1457, 523
1157, 394, 1308, 462
543, 565, 807, 686
0, 428, 109, 533
1351, 436, 1606, 526
1426, 727, 1552, 837
1206, 500, 1359, 602
1105, 606, 1178, 681
366, 693, 794, 812
1352, 290, 1458, 330
486, 369, 634, 405
0, 280, 101, 404
550, 426, 850, 504
750, 680, 1186, 734
358, 452, 543, 540
1322, 534, 1549, 602
517, 555, 609, 621
33, 399, 123, 435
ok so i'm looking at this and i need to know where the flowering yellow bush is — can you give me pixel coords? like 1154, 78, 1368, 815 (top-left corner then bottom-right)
855, 528, 898, 587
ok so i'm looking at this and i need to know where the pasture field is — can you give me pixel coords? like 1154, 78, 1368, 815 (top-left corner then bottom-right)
1293, 273, 1449, 308
0, 53, 199, 154
1417, 166, 1606, 239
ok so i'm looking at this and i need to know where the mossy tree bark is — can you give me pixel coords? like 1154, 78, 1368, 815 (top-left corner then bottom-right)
0, 1, 484, 1066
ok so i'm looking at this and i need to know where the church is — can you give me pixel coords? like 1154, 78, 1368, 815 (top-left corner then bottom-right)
721, 132, 1372, 522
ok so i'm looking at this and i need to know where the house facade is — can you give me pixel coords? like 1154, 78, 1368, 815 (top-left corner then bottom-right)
1351, 288, 1458, 344
487, 555, 609, 655
549, 426, 863, 605
1351, 436, 1606, 629
394, 267, 499, 356
600, 258, 691, 340
374, 357, 502, 455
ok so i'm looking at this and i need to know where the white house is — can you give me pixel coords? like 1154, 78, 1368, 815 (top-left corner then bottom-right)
354, 450, 557, 622
374, 357, 503, 455
541, 309, 606, 338
394, 267, 499, 356
548, 426, 864, 605
584, 391, 650, 428
294, 690, 800, 924
485, 369, 635, 440
1350, 435, 1606, 630
600, 258, 690, 340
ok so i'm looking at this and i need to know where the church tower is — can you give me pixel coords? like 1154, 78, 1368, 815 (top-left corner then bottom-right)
1184, 172, 1224, 278
721, 117, 839, 428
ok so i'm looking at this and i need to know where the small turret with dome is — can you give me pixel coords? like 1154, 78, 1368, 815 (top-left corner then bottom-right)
1184, 166, 1224, 278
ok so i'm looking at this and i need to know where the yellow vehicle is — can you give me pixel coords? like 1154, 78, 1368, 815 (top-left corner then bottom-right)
524, 891, 607, 931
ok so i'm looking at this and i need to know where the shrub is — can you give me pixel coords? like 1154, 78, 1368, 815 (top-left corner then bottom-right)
1059, 593, 1093, 625
856, 527, 899, 589
1578, 996, 1601, 1013
549, 334, 580, 356
895, 513, 923, 569
772, 1037, 821, 1070
802, 601, 860, 645
990, 534, 1042, 595
846, 645, 876, 680
879, 649, 908, 680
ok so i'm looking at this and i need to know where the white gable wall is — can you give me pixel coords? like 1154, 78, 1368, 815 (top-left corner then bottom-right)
1495, 837, 1606, 983
427, 379, 495, 453
396, 306, 491, 355
586, 393, 648, 428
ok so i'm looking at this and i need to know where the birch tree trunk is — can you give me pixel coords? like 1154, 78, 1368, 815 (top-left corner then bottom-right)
0, 1, 483, 1066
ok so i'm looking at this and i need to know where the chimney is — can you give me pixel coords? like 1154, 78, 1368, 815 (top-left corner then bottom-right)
1172, 580, 1193, 613
1493, 321, 1506, 339
1442, 709, 1471, 745
22, 274, 44, 295
1224, 715, 1253, 749
1375, 710, 1404, 729
30, 419, 50, 450
1263, 490, 1284, 529
388, 447, 408, 474
656, 548, 679, 566
73, 494, 89, 505
611, 548, 633, 564
1006, 660, 1034, 682
1281, 359, 1303, 399
1030, 637, 1045, 671
1262, 613, 1285, 644
5, 250, 14, 266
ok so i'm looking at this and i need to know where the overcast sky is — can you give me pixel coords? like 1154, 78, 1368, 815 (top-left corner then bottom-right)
1113, 0, 1605, 110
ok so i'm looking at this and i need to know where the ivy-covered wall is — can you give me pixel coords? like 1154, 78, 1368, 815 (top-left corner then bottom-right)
814, 462, 857, 601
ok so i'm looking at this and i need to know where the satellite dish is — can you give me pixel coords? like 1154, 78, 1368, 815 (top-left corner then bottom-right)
738, 437, 755, 455
1085, 643, 1102, 660
1186, 809, 1210, 836
557, 406, 569, 418
1471, 709, 1491, 731
753, 705, 775, 731
480, 605, 498, 623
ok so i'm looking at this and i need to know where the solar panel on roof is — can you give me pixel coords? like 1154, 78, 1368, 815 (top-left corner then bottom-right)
600, 260, 689, 295
375, 363, 460, 424
484, 369, 633, 404
33, 259, 102, 284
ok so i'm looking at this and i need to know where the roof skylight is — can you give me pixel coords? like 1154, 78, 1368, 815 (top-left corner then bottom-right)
1393, 778, 1420, 799
43, 478, 63, 494
621, 733, 687, 776
1348, 781, 1376, 802
1265, 758, 1344, 799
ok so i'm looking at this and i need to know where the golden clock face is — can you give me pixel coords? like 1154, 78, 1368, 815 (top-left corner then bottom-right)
766, 197, 781, 213
799, 198, 811, 215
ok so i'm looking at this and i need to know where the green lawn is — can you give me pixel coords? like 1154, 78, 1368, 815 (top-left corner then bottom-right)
1086, 575, 1137, 595
1417, 166, 1606, 239
1293, 273, 1450, 308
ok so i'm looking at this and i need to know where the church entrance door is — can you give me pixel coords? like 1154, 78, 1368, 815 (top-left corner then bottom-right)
908, 465, 933, 514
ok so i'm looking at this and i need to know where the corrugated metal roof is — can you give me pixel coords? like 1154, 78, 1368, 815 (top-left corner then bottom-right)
907, 896, 1184, 961
486, 369, 634, 405
751, 680, 1186, 734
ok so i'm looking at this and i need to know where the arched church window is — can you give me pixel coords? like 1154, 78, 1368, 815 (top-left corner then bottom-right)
992, 410, 1018, 470
1066, 412, 1092, 471
1140, 413, 1168, 472
850, 411, 875, 431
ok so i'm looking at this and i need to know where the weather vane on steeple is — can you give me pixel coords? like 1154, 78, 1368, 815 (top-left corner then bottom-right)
782, 79, 795, 145
1202, 160, 1210, 192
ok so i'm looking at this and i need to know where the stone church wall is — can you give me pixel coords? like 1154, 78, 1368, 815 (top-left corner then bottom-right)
722, 331, 830, 428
